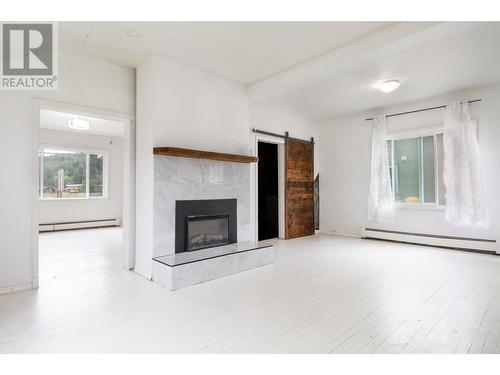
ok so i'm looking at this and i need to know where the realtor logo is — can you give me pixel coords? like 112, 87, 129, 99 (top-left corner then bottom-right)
1, 22, 58, 90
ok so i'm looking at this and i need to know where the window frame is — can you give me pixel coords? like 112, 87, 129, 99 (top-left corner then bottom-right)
39, 144, 109, 201
386, 126, 444, 210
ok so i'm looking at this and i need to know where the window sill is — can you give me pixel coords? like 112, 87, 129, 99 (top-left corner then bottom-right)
39, 197, 108, 201
394, 203, 445, 211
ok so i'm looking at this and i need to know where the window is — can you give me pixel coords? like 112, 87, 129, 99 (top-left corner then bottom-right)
89, 153, 105, 197
39, 147, 107, 199
387, 131, 445, 206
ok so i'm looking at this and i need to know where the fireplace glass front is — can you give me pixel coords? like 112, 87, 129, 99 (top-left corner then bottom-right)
186, 214, 230, 251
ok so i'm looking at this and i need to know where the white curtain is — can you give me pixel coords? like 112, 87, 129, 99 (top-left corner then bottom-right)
443, 100, 489, 228
367, 115, 394, 223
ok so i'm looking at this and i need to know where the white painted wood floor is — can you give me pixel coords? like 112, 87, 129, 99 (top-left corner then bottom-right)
1, 228, 499, 353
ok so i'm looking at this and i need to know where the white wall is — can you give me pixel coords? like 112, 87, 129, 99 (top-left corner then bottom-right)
0, 52, 135, 292
135, 55, 251, 279
318, 84, 500, 242
135, 55, 319, 279
38, 129, 124, 224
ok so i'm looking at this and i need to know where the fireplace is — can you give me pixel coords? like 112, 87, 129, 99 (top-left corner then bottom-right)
175, 199, 237, 253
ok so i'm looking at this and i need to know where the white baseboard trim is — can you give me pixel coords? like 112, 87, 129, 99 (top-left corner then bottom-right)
0, 282, 33, 295
316, 230, 362, 239
362, 227, 498, 254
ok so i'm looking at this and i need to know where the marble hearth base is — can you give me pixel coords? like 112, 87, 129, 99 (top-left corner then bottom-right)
152, 242, 274, 290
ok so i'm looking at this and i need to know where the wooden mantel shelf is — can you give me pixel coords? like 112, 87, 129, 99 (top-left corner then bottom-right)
153, 147, 258, 163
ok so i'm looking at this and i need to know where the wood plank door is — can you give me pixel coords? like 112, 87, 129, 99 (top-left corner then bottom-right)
285, 137, 315, 239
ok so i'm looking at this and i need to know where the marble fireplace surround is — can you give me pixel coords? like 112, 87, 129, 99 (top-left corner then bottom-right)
153, 155, 252, 258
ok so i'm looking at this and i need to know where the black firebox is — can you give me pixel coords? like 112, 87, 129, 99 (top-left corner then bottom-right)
175, 199, 237, 253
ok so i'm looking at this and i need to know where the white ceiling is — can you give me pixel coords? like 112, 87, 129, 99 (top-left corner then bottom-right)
250, 22, 500, 120
60, 21, 394, 85
40, 109, 125, 138
60, 21, 500, 121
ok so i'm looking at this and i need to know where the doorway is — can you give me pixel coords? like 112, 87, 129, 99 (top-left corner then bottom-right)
258, 141, 279, 241
32, 100, 135, 288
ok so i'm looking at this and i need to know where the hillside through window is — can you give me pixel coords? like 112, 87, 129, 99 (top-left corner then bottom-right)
39, 147, 106, 199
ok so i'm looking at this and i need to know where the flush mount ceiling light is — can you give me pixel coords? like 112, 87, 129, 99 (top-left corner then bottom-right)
68, 118, 90, 131
126, 30, 141, 38
378, 79, 401, 93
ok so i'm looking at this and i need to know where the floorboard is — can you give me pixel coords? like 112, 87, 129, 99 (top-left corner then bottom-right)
0, 228, 499, 353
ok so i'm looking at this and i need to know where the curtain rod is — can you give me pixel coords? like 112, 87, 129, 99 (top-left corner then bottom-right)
252, 128, 314, 144
364, 99, 482, 121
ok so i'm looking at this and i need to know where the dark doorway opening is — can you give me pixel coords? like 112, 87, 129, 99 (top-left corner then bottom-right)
258, 141, 279, 241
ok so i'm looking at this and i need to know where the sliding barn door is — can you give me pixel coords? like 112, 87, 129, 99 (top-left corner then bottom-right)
285, 138, 315, 239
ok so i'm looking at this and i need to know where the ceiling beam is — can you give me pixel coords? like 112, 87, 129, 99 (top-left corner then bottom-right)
247, 22, 444, 102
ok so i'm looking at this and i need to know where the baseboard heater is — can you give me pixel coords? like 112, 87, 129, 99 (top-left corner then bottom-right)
362, 227, 498, 254
39, 218, 121, 232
